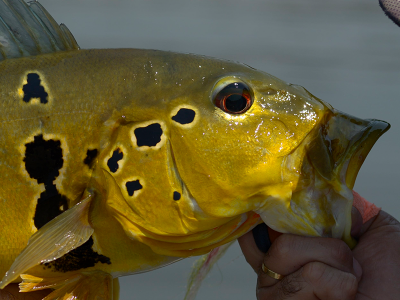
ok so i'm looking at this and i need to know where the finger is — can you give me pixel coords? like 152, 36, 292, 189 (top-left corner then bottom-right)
259, 234, 362, 287
240, 205, 363, 272
238, 223, 282, 273
258, 262, 358, 300
238, 228, 263, 273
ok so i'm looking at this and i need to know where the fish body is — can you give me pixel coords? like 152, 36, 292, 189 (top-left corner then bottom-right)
0, 1, 390, 299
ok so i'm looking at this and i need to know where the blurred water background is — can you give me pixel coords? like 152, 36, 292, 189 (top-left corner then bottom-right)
37, 0, 400, 299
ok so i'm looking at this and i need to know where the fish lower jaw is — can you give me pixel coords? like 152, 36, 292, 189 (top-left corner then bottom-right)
256, 173, 355, 247
344, 119, 390, 189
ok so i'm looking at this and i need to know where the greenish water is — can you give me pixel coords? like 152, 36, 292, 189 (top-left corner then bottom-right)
37, 0, 400, 299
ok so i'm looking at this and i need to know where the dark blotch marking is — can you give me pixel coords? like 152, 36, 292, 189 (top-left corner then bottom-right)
173, 191, 181, 201
84, 149, 98, 167
134, 123, 163, 147
24, 135, 68, 228
22, 73, 48, 104
126, 180, 143, 196
107, 148, 123, 173
172, 108, 196, 125
24, 135, 62, 184
43, 237, 111, 272
34, 187, 69, 229
24, 135, 111, 271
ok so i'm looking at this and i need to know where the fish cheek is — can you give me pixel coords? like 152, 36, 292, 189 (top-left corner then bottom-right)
170, 114, 276, 215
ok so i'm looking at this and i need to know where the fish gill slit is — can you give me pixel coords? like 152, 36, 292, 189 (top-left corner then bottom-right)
166, 139, 193, 232
167, 139, 207, 232
167, 139, 184, 192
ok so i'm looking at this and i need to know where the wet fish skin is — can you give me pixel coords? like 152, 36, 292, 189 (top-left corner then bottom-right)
0, 1, 390, 299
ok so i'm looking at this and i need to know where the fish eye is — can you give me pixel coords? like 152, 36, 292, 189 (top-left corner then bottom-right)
214, 82, 253, 114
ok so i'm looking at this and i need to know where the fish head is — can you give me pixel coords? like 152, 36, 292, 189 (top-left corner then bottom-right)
169, 71, 324, 214
167, 62, 389, 245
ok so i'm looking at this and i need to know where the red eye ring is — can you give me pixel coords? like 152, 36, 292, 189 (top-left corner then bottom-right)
214, 82, 253, 114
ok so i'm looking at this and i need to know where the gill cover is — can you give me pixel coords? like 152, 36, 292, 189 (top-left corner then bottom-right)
94, 117, 261, 257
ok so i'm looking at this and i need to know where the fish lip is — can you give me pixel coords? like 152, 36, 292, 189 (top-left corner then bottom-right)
301, 111, 390, 190
344, 119, 390, 189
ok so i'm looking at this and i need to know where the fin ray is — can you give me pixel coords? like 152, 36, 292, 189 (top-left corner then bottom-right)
0, 16, 25, 58
0, 195, 93, 289
0, 0, 79, 61
28, 1, 79, 51
0, 0, 39, 55
3, 0, 54, 53
184, 242, 234, 300
20, 271, 113, 300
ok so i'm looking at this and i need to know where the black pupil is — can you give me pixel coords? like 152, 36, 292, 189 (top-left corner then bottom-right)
225, 93, 247, 112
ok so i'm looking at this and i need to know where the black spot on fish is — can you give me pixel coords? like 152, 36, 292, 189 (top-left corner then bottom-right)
107, 148, 123, 173
24, 135, 62, 184
126, 180, 142, 196
34, 187, 69, 229
134, 123, 163, 147
43, 237, 111, 272
24, 136, 110, 271
172, 108, 196, 125
24, 135, 68, 229
173, 191, 181, 201
84, 149, 98, 167
22, 73, 48, 104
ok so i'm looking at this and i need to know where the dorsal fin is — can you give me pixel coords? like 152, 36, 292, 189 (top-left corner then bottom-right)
0, 0, 79, 61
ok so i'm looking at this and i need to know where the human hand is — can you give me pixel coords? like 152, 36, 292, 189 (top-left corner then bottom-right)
238, 208, 400, 300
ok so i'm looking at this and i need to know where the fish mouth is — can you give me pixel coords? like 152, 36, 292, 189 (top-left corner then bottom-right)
264, 110, 389, 247
310, 110, 390, 190
344, 119, 390, 189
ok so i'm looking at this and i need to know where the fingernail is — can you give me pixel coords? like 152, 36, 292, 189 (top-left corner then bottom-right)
252, 223, 271, 253
353, 257, 363, 281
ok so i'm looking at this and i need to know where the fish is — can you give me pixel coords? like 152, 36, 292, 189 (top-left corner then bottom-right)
0, 0, 390, 299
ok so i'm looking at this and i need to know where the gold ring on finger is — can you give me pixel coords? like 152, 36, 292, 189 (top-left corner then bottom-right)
262, 263, 285, 280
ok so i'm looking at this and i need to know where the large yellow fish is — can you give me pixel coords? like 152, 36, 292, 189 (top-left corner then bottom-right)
0, 0, 390, 299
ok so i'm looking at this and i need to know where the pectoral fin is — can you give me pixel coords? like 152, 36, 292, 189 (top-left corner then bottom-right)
0, 195, 93, 289
19, 271, 114, 300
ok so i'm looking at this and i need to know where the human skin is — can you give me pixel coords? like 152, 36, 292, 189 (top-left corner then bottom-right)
2, 209, 399, 299
238, 208, 400, 300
